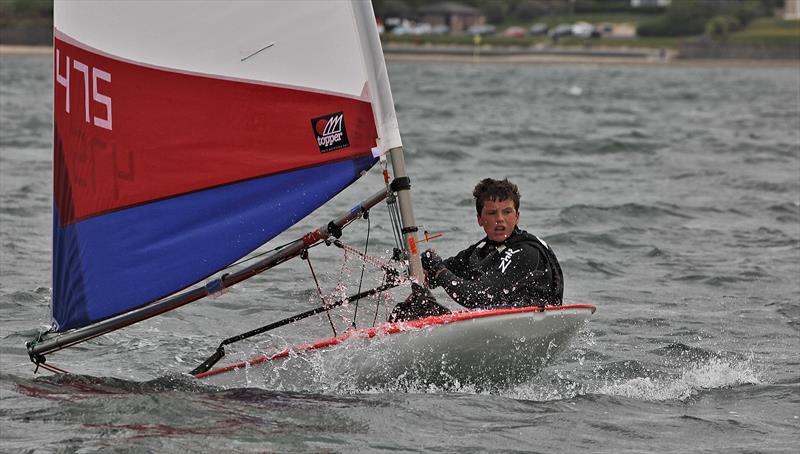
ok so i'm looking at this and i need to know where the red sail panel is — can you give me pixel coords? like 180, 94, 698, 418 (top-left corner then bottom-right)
54, 35, 377, 225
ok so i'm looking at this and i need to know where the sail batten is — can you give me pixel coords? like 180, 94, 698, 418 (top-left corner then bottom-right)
50, 1, 392, 332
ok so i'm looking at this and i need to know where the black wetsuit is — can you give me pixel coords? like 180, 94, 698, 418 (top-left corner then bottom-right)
436, 227, 563, 308
390, 227, 563, 322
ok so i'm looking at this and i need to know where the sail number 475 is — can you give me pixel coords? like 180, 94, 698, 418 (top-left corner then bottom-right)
56, 49, 113, 131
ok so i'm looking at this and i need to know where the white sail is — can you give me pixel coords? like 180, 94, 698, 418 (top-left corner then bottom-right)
55, 1, 397, 111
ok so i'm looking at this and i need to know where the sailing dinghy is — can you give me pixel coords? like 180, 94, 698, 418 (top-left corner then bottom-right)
27, 0, 595, 391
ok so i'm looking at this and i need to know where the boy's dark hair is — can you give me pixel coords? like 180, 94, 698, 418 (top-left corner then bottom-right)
473, 178, 520, 215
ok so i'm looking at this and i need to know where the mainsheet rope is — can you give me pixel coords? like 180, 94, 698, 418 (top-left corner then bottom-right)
349, 212, 371, 328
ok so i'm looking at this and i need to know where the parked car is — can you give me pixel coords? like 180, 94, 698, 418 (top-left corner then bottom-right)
390, 21, 432, 36
528, 23, 549, 36
384, 17, 402, 33
390, 25, 414, 35
548, 24, 573, 38
414, 22, 432, 35
431, 24, 450, 35
466, 24, 496, 36
502, 26, 527, 38
572, 22, 600, 38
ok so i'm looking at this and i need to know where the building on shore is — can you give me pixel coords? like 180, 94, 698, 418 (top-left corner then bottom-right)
631, 0, 670, 7
417, 2, 485, 34
785, 0, 800, 19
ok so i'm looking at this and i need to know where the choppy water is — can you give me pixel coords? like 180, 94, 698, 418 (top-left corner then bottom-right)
1, 54, 799, 452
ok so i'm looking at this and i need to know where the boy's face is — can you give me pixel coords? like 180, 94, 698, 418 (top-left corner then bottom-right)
477, 199, 519, 242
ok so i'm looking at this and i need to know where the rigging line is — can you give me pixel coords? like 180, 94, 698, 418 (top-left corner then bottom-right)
28, 326, 52, 350
334, 243, 351, 327
218, 216, 359, 272
38, 362, 70, 375
350, 212, 371, 328
372, 272, 389, 327
386, 194, 402, 251
391, 198, 404, 251
332, 239, 401, 274
220, 238, 298, 271
304, 250, 337, 337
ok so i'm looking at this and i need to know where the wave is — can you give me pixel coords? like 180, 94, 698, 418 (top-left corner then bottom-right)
572, 137, 659, 155
593, 357, 760, 401
421, 148, 472, 162
727, 178, 797, 194
769, 202, 800, 224
505, 348, 761, 403
548, 230, 647, 250
559, 203, 692, 227
773, 302, 800, 332
735, 227, 798, 248
0, 205, 40, 218
664, 266, 777, 287
10, 372, 214, 400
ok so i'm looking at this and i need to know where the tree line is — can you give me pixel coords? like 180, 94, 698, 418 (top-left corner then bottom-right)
1, 0, 785, 40
375, 0, 783, 37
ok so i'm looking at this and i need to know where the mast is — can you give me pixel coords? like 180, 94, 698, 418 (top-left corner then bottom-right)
352, 2, 424, 284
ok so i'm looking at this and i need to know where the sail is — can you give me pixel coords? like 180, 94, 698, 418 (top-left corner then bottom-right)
51, 1, 395, 331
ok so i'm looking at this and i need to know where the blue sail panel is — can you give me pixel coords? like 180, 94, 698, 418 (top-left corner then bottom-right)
52, 155, 377, 331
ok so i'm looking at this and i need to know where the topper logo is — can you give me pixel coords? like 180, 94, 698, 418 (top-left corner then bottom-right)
318, 114, 342, 138
311, 112, 350, 153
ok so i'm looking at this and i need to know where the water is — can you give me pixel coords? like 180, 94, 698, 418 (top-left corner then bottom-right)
1, 53, 799, 452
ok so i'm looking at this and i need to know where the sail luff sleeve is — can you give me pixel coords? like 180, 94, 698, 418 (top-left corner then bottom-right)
352, 1, 402, 153
351, 2, 424, 283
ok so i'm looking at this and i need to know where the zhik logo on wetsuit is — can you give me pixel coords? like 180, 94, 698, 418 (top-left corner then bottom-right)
499, 248, 522, 273
311, 112, 350, 153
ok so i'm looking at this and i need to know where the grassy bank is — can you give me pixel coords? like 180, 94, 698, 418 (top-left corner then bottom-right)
729, 17, 800, 44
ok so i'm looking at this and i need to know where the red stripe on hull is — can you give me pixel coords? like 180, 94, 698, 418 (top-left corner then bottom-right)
195, 304, 597, 379
53, 36, 377, 224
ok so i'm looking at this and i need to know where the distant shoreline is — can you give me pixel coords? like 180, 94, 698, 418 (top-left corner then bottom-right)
382, 43, 800, 67
0, 45, 51, 55
384, 51, 800, 68
2, 44, 797, 68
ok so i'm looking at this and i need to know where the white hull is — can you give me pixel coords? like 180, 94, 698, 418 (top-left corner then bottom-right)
197, 305, 595, 391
